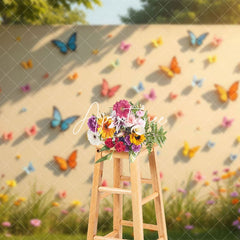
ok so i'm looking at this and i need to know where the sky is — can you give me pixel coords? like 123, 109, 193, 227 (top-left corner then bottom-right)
77, 0, 143, 25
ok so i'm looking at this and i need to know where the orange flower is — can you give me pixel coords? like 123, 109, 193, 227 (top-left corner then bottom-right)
97, 117, 115, 139
52, 202, 60, 207
176, 217, 181, 222
232, 199, 239, 205
219, 188, 226, 193
204, 181, 210, 186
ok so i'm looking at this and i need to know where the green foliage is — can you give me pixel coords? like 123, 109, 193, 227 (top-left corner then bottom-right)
121, 0, 240, 24
0, 0, 102, 24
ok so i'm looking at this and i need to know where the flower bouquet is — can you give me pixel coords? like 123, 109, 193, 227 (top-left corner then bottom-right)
87, 100, 167, 163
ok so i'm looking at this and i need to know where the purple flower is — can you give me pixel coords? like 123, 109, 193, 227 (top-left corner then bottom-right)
212, 171, 218, 175
212, 177, 221, 182
238, 208, 240, 214
132, 144, 141, 152
178, 188, 187, 194
88, 116, 98, 132
232, 220, 239, 226
124, 145, 130, 152
125, 135, 131, 146
206, 200, 215, 205
185, 225, 194, 230
230, 191, 239, 197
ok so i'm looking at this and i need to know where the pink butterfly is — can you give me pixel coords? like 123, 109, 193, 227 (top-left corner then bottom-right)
143, 89, 157, 101
169, 92, 178, 100
58, 190, 67, 199
25, 125, 37, 136
212, 36, 223, 47
120, 41, 131, 51
222, 117, 234, 128
21, 84, 31, 92
2, 132, 13, 141
43, 73, 49, 79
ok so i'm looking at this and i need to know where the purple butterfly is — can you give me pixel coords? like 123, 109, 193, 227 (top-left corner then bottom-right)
21, 84, 31, 92
222, 117, 234, 128
143, 89, 157, 101
120, 41, 131, 51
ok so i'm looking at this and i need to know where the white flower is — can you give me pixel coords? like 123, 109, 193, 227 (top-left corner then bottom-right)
87, 130, 103, 146
136, 118, 146, 127
131, 125, 145, 135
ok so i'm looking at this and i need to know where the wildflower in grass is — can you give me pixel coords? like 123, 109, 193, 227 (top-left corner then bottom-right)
230, 192, 239, 197
0, 194, 8, 203
123, 181, 130, 186
163, 187, 169, 192
194, 171, 205, 182
185, 225, 194, 230
6, 180, 16, 188
232, 217, 240, 229
2, 222, 11, 227
223, 168, 230, 173
58, 190, 67, 199
30, 219, 41, 227
52, 202, 60, 207
61, 209, 69, 215
185, 212, 192, 219
71, 200, 81, 206
204, 181, 210, 186
232, 199, 239, 205
4, 233, 11, 238
80, 207, 86, 213
36, 190, 43, 195
104, 207, 112, 213
175, 216, 181, 221
238, 209, 240, 214
212, 170, 218, 175
178, 188, 187, 194
206, 200, 216, 205
236, 183, 240, 188
213, 177, 221, 182
14, 197, 26, 206
219, 188, 227, 193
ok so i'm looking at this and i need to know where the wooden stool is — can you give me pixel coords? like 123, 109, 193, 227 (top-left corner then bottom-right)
87, 146, 168, 240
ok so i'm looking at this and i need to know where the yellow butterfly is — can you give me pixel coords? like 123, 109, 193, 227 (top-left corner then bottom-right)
182, 141, 200, 158
237, 136, 240, 143
151, 37, 163, 47
21, 60, 33, 69
208, 55, 217, 63
92, 49, 99, 55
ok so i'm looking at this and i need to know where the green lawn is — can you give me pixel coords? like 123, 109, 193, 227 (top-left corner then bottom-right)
0, 230, 239, 240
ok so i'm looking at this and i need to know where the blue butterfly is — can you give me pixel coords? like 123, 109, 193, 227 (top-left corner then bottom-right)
192, 75, 205, 88
188, 31, 209, 46
23, 162, 35, 175
230, 154, 238, 162
132, 82, 144, 93
207, 140, 215, 148
51, 106, 79, 131
52, 32, 77, 54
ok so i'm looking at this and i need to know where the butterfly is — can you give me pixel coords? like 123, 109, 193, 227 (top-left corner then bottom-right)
21, 60, 33, 69
68, 72, 78, 81
182, 141, 200, 158
54, 150, 77, 171
92, 49, 99, 55
151, 37, 163, 47
207, 140, 216, 148
101, 179, 108, 187
169, 92, 178, 100
107, 34, 113, 38
187, 30, 209, 46
52, 32, 77, 54
43, 73, 49, 79
20, 107, 27, 113
50, 106, 79, 131
25, 125, 37, 137
222, 117, 234, 128
143, 89, 157, 101
2, 132, 13, 141
214, 81, 239, 102
208, 55, 217, 63
120, 41, 131, 51
192, 75, 205, 88
21, 84, 31, 92
174, 111, 184, 118
23, 162, 35, 174
132, 82, 144, 93
148, 114, 157, 121
136, 57, 146, 66
159, 56, 181, 78
111, 59, 120, 68
212, 36, 223, 47
230, 154, 238, 162
101, 79, 121, 98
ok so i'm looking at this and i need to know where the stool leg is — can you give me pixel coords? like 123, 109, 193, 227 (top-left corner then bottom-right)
113, 158, 123, 238
149, 149, 168, 240
130, 158, 144, 240
87, 150, 104, 240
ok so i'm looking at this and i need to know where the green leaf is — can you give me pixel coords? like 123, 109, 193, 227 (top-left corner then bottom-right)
129, 151, 138, 163
95, 152, 113, 163
98, 145, 110, 152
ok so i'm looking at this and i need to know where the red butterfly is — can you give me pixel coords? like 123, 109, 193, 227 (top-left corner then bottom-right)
101, 79, 121, 98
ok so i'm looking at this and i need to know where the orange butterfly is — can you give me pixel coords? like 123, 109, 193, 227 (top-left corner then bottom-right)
159, 56, 181, 78
68, 72, 78, 81
174, 111, 184, 118
136, 57, 146, 66
214, 81, 239, 102
169, 92, 178, 100
54, 150, 77, 171
147, 114, 157, 121
101, 79, 121, 98
21, 60, 33, 69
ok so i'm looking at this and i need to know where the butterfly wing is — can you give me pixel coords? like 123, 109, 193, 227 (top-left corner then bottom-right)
170, 56, 181, 74
54, 156, 68, 171
182, 141, 189, 156
148, 89, 157, 100
67, 150, 77, 169
188, 30, 197, 45
67, 32, 77, 51
108, 85, 121, 98
51, 106, 62, 128
196, 32, 209, 46
188, 146, 200, 158
23, 162, 35, 174
214, 84, 228, 102
152, 39, 158, 47
60, 116, 79, 131
228, 81, 239, 101
132, 82, 144, 93
52, 40, 68, 54
101, 79, 109, 96
160, 66, 174, 78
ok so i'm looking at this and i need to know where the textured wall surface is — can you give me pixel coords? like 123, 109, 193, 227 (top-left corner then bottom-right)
0, 25, 239, 205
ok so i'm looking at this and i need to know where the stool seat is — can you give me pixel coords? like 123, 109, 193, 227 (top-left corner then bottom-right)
87, 146, 168, 240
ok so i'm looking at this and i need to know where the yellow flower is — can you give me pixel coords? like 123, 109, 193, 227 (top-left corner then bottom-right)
0, 194, 9, 203
163, 187, 169, 192
71, 200, 81, 206
176, 217, 181, 222
6, 180, 16, 188
129, 132, 146, 145
52, 202, 60, 207
204, 181, 210, 186
14, 197, 26, 206
97, 117, 115, 139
